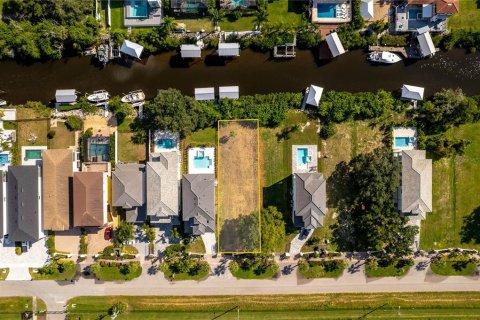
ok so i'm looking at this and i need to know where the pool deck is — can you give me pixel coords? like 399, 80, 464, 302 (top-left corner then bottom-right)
311, 0, 352, 24
152, 130, 179, 153
22, 146, 47, 166
292, 145, 318, 174
124, 1, 162, 27
188, 147, 215, 174
392, 127, 417, 154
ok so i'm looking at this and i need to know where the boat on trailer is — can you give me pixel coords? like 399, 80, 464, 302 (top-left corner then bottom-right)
367, 51, 402, 64
86, 90, 110, 103
121, 90, 146, 105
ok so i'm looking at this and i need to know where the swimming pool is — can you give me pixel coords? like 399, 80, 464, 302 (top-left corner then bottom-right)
408, 7, 422, 19
127, 0, 148, 18
193, 156, 212, 169
25, 149, 42, 160
297, 148, 311, 165
89, 144, 109, 158
317, 3, 336, 18
156, 138, 175, 149
0, 153, 9, 167
395, 137, 414, 147
229, 0, 251, 7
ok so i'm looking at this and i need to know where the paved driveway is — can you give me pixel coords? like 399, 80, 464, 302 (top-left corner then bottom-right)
55, 229, 81, 255
201, 233, 216, 254
0, 239, 49, 280
86, 227, 112, 255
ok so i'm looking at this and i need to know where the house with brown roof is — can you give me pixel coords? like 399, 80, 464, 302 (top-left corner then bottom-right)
42, 149, 75, 231
73, 172, 108, 227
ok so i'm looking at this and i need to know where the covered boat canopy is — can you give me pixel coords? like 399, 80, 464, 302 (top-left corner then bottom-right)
219, 86, 239, 99
361, 0, 374, 19
325, 32, 345, 58
195, 87, 215, 101
401, 84, 425, 101
55, 89, 77, 104
181, 44, 202, 58
218, 43, 240, 57
306, 85, 324, 107
120, 40, 144, 59
416, 29, 436, 58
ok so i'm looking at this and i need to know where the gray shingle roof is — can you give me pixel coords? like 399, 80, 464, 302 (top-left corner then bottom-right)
293, 173, 327, 229
0, 170, 4, 237
7, 166, 42, 242
182, 174, 215, 235
112, 163, 145, 209
401, 150, 432, 219
146, 152, 179, 217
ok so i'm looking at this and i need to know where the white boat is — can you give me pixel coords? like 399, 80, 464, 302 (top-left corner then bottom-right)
86, 90, 110, 103
96, 44, 109, 65
0, 100, 6, 106
367, 51, 402, 64
121, 90, 146, 104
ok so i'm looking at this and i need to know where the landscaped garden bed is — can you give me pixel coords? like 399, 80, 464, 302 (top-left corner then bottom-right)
30, 259, 76, 281
430, 253, 477, 276
229, 255, 279, 279
365, 258, 414, 278
90, 261, 142, 281
160, 244, 210, 281
298, 259, 348, 279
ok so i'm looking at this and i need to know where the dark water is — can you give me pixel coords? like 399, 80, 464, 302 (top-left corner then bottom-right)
1, 48, 480, 104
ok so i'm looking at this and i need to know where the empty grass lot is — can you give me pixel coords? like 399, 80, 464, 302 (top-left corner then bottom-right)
448, 0, 480, 31
67, 292, 480, 319
421, 123, 480, 250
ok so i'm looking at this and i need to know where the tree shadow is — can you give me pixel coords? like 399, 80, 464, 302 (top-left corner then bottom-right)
460, 206, 480, 244
287, 0, 305, 13
326, 160, 352, 208
263, 175, 296, 233
218, 213, 260, 253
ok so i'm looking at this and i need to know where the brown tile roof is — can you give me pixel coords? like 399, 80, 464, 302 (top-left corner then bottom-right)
408, 0, 433, 5
73, 172, 106, 227
435, 0, 459, 14
42, 150, 73, 231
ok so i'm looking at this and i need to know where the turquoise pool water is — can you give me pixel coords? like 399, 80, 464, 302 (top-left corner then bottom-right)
193, 156, 212, 169
317, 3, 336, 18
395, 137, 414, 147
156, 138, 175, 149
89, 144, 109, 158
25, 150, 42, 160
230, 0, 251, 7
297, 148, 310, 165
0, 153, 9, 166
408, 7, 422, 19
128, 0, 148, 18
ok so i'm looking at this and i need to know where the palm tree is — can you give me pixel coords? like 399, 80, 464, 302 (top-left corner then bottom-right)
254, 7, 269, 30
208, 8, 224, 27
162, 16, 176, 33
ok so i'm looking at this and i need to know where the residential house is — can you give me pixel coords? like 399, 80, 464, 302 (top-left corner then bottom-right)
146, 152, 180, 224
399, 150, 432, 220
395, 0, 459, 32
42, 149, 75, 231
0, 170, 5, 239
73, 172, 108, 227
112, 163, 146, 223
182, 174, 215, 235
6, 166, 43, 243
292, 172, 328, 230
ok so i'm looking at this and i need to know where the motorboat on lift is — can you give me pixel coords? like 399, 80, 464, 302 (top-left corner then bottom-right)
121, 90, 146, 105
86, 90, 110, 103
367, 51, 402, 64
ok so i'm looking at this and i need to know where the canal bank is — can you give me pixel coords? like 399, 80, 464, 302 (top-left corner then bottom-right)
1, 48, 479, 104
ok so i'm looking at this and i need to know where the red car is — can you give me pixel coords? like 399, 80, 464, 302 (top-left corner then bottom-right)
104, 227, 112, 240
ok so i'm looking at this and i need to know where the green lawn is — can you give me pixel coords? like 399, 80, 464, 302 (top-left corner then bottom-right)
230, 261, 278, 279
421, 123, 480, 250
448, 0, 480, 31
430, 255, 477, 276
48, 121, 75, 149
0, 0, 5, 15
185, 237, 206, 254
110, 0, 124, 30
0, 268, 8, 280
0, 297, 47, 319
162, 261, 210, 281
365, 259, 413, 278
67, 292, 480, 319
300, 212, 337, 252
266, 0, 304, 26
298, 259, 347, 279
117, 132, 146, 162
30, 260, 77, 281
92, 262, 142, 281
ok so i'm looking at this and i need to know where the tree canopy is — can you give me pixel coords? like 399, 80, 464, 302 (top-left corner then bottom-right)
261, 206, 286, 254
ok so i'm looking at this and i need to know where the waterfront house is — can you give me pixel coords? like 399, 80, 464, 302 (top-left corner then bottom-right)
360, 0, 374, 19
124, 0, 162, 27
55, 89, 77, 105
171, 0, 208, 14
416, 27, 436, 58
6, 166, 43, 243
120, 40, 144, 59
73, 172, 108, 227
219, 86, 239, 100
325, 32, 345, 58
292, 173, 328, 230
218, 43, 240, 57
394, 0, 458, 32
181, 44, 202, 58
112, 163, 146, 223
195, 87, 215, 101
399, 150, 432, 221
146, 152, 180, 224
182, 174, 215, 235
0, 170, 6, 240
42, 149, 76, 231
401, 84, 424, 101
220, 0, 256, 10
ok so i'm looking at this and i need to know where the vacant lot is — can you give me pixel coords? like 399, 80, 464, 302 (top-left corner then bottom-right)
421, 122, 480, 250
67, 292, 480, 319
448, 0, 480, 31
218, 120, 260, 253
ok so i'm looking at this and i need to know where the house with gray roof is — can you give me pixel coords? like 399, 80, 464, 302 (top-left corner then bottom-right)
399, 150, 432, 220
7, 166, 43, 243
146, 152, 180, 223
292, 172, 327, 230
112, 163, 146, 223
0, 170, 5, 239
182, 174, 215, 235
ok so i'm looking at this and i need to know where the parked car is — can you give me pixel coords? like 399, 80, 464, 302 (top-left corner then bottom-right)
301, 228, 311, 239
104, 227, 112, 240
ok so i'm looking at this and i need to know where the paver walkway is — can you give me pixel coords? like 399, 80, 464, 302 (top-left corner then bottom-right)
289, 232, 312, 257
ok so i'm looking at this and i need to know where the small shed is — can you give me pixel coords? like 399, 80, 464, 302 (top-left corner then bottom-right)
305, 85, 324, 107
416, 28, 435, 58
120, 40, 144, 59
55, 89, 77, 104
181, 44, 202, 58
401, 85, 425, 101
195, 87, 215, 101
325, 32, 345, 58
218, 43, 240, 57
361, 0, 374, 19
219, 86, 239, 99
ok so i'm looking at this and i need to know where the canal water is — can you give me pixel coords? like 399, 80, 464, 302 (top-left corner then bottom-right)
1, 48, 480, 104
